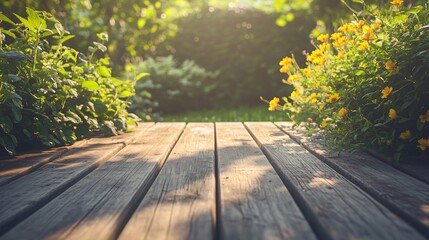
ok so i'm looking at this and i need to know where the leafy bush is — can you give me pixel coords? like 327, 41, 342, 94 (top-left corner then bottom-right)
0, 8, 139, 155
129, 55, 217, 115
268, 1, 429, 160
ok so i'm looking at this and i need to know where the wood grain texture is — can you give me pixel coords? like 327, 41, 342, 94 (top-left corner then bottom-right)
118, 123, 215, 240
276, 122, 429, 237
1, 123, 183, 240
216, 122, 316, 240
0, 123, 153, 235
245, 122, 425, 240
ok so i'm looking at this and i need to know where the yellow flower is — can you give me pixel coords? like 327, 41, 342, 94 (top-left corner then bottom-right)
319, 43, 331, 52
338, 50, 346, 59
327, 93, 340, 103
308, 93, 317, 104
385, 60, 400, 74
279, 57, 293, 67
317, 34, 329, 42
356, 20, 365, 29
268, 97, 280, 111
370, 23, 381, 30
283, 74, 300, 84
417, 138, 429, 151
390, 0, 404, 6
330, 33, 342, 41
357, 41, 370, 51
338, 107, 348, 117
302, 68, 314, 76
381, 86, 393, 99
361, 27, 376, 41
419, 110, 429, 123
291, 89, 300, 99
389, 108, 397, 119
280, 65, 290, 73
332, 36, 348, 48
399, 130, 412, 140
320, 121, 328, 128
338, 23, 353, 33
319, 105, 325, 110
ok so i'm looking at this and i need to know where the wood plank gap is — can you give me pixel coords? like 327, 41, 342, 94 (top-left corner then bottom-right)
275, 122, 429, 238
244, 122, 425, 240
213, 123, 221, 240
0, 123, 154, 236
113, 123, 187, 239
243, 123, 330, 240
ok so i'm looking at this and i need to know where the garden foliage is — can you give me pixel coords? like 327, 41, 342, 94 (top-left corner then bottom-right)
268, 1, 429, 160
129, 55, 217, 115
0, 8, 139, 155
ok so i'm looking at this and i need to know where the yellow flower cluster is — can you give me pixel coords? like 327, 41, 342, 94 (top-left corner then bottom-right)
419, 110, 429, 123
338, 108, 348, 117
389, 108, 397, 119
381, 86, 393, 99
417, 138, 429, 151
385, 60, 400, 74
327, 93, 340, 103
268, 97, 280, 111
390, 0, 404, 7
279, 57, 293, 73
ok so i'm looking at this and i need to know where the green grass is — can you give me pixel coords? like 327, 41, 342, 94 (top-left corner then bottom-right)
160, 106, 289, 122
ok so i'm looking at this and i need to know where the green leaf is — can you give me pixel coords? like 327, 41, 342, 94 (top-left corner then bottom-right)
26, 7, 47, 31
58, 35, 75, 44
65, 110, 82, 124
136, 72, 150, 80
11, 93, 23, 109
0, 133, 16, 155
0, 12, 15, 25
0, 51, 33, 62
101, 120, 117, 135
93, 42, 107, 52
0, 115, 13, 133
95, 65, 111, 77
11, 105, 22, 123
118, 90, 133, 98
114, 118, 126, 130
82, 80, 99, 91
94, 99, 108, 115
96, 32, 108, 41
39, 134, 60, 147
7, 74, 22, 82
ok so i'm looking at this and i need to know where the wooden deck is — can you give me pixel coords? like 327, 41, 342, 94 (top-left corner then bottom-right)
0, 122, 428, 240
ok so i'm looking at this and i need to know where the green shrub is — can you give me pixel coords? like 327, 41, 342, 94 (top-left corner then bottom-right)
0, 8, 139, 155
129, 55, 217, 115
268, 1, 429, 160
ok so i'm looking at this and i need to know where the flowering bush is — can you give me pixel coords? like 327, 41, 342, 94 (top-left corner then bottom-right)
267, 1, 429, 160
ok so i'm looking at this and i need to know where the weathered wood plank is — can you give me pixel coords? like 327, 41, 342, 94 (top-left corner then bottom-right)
367, 149, 429, 185
118, 123, 215, 240
245, 122, 425, 240
216, 122, 316, 240
0, 123, 153, 235
1, 123, 184, 240
276, 122, 429, 237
